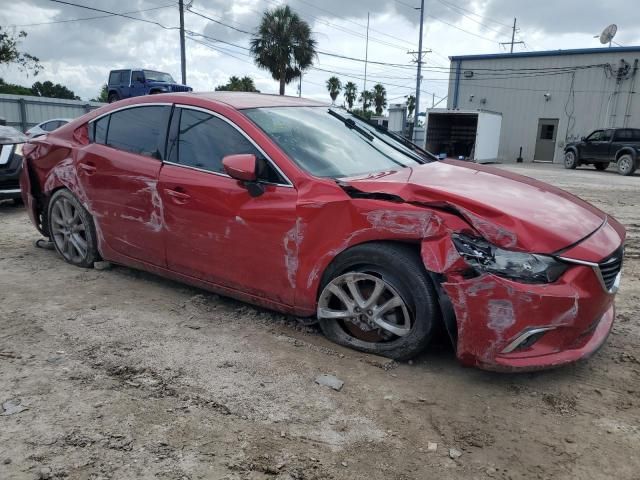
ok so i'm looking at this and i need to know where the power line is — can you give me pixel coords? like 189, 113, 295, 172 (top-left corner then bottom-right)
1, 4, 176, 28
47, 0, 178, 30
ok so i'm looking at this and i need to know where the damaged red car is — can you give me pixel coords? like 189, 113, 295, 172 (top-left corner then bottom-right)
20, 93, 625, 371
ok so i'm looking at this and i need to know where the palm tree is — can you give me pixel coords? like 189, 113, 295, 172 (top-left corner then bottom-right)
249, 6, 317, 95
372, 83, 387, 115
344, 81, 357, 110
359, 90, 373, 112
326, 76, 342, 104
215, 75, 259, 92
406, 94, 416, 118
240, 76, 258, 92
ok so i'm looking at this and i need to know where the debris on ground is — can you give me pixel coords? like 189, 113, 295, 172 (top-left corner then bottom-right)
1, 399, 28, 416
449, 448, 462, 459
34, 239, 54, 250
427, 442, 438, 451
93, 261, 112, 271
314, 374, 344, 391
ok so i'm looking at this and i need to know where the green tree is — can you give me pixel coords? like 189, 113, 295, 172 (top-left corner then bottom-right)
326, 76, 342, 104
250, 5, 316, 95
351, 108, 372, 120
91, 84, 109, 102
343, 81, 357, 110
359, 90, 373, 112
0, 78, 32, 95
0, 27, 41, 75
31, 80, 79, 100
372, 83, 387, 115
406, 94, 415, 118
215, 75, 259, 92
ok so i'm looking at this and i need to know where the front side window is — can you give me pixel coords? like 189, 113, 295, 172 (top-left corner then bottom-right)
170, 109, 260, 175
602, 130, 613, 141
105, 106, 169, 159
244, 107, 426, 179
587, 130, 604, 142
93, 116, 109, 144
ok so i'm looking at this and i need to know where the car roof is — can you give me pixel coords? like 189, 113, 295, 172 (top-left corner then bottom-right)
178, 91, 328, 110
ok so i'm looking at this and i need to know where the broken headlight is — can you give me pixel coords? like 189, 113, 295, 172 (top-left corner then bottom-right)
452, 233, 567, 283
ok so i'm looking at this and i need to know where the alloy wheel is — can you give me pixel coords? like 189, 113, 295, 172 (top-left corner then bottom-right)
317, 272, 412, 342
564, 151, 576, 168
50, 197, 89, 263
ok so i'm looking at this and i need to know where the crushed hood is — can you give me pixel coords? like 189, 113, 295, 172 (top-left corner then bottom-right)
343, 160, 606, 254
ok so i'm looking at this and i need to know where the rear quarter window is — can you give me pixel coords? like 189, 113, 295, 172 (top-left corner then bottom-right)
108, 71, 121, 85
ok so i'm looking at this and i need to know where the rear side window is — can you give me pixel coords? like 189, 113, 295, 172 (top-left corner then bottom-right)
120, 71, 130, 84
108, 71, 120, 85
614, 129, 640, 141
105, 106, 169, 159
170, 109, 261, 174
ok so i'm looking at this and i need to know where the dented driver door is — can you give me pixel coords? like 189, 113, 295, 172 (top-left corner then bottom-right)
158, 106, 298, 306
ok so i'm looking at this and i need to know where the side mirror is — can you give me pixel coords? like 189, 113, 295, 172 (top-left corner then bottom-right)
222, 154, 264, 197
581, 136, 587, 142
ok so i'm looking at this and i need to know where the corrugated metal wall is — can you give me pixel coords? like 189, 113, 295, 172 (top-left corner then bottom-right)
446, 48, 640, 163
0, 94, 104, 131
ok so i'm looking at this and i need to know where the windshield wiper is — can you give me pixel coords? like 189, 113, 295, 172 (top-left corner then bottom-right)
327, 109, 375, 141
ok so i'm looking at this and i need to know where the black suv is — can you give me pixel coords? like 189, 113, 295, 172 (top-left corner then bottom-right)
564, 128, 639, 176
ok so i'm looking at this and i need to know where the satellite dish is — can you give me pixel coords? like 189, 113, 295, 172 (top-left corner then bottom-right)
600, 24, 618, 46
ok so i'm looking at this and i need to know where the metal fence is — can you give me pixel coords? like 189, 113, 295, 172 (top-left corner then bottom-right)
0, 94, 105, 132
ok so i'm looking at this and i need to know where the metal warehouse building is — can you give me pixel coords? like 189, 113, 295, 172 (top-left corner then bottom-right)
446, 46, 640, 163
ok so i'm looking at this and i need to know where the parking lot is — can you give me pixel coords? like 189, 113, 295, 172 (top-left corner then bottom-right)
1, 163, 639, 480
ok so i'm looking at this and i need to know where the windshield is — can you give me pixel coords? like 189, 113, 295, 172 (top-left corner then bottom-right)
143, 70, 175, 83
244, 106, 432, 178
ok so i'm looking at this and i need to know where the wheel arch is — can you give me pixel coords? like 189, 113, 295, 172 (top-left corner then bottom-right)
313, 239, 457, 348
615, 147, 637, 161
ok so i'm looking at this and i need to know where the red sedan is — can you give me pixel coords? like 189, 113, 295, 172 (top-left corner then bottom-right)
20, 92, 625, 371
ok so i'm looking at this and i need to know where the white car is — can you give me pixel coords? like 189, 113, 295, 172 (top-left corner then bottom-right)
26, 118, 72, 138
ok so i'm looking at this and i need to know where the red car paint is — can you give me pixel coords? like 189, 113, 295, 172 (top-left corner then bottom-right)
19, 92, 626, 371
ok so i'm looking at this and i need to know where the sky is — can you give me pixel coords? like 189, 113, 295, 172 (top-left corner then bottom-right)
1, 0, 638, 110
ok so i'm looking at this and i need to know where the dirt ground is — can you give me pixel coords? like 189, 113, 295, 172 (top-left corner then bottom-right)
1, 163, 639, 480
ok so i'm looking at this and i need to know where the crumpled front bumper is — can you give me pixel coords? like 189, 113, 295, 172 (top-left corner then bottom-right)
427, 217, 624, 372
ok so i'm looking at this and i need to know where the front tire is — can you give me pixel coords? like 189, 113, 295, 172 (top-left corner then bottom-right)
564, 150, 578, 169
317, 243, 439, 361
47, 189, 99, 268
617, 154, 637, 176
594, 162, 609, 171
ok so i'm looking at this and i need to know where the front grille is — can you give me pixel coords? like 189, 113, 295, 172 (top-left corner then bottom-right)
171, 85, 190, 92
598, 246, 624, 291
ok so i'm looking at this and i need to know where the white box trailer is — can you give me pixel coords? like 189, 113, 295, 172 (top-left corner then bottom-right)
424, 109, 502, 163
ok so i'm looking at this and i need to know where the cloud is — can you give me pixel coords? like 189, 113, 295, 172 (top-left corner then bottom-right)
0, 0, 638, 103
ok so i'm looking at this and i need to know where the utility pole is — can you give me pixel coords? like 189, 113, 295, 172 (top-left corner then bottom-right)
179, 0, 187, 85
363, 12, 370, 94
500, 18, 524, 53
298, 72, 302, 98
413, 0, 425, 141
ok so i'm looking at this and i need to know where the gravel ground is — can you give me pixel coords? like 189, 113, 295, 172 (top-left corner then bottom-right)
1, 163, 639, 480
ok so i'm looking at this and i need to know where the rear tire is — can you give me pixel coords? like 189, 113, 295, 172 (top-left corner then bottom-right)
617, 154, 637, 176
564, 150, 578, 169
594, 162, 609, 171
108, 92, 120, 103
317, 243, 439, 361
47, 189, 99, 268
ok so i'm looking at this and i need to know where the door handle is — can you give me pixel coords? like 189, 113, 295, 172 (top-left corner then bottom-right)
164, 188, 191, 204
78, 162, 96, 175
